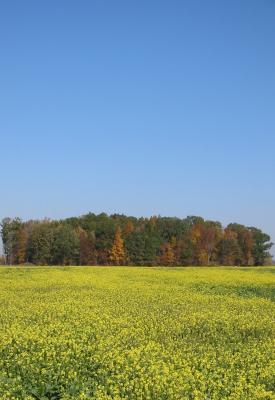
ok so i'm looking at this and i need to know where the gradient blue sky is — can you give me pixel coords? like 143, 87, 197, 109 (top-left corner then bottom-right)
0, 0, 274, 255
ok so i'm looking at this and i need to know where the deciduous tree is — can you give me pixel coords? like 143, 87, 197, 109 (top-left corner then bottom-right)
109, 227, 125, 265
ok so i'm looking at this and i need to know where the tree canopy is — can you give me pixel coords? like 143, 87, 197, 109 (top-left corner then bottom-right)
1, 213, 273, 266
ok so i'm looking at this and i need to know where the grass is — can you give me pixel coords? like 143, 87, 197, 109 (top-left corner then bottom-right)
0, 266, 274, 399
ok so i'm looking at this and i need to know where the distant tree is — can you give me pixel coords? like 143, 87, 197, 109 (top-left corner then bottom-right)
16, 226, 28, 264
190, 221, 222, 265
95, 214, 116, 264
249, 227, 273, 266
28, 222, 56, 265
158, 241, 175, 266
174, 238, 195, 265
109, 227, 125, 265
125, 232, 146, 265
227, 224, 254, 265
217, 228, 242, 265
52, 225, 79, 265
77, 227, 97, 265
184, 216, 204, 229
1, 218, 22, 265
78, 213, 97, 232
123, 221, 134, 236
155, 217, 187, 242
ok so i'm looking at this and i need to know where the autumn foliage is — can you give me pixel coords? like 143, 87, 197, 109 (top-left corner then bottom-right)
109, 227, 125, 265
0, 213, 273, 266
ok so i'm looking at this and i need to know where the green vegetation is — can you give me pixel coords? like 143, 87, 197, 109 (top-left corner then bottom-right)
0, 267, 274, 399
1, 213, 273, 266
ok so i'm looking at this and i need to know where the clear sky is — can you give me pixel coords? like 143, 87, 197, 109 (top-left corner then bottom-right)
0, 0, 274, 255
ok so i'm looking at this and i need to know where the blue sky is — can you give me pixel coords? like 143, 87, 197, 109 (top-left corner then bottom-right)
0, 0, 274, 255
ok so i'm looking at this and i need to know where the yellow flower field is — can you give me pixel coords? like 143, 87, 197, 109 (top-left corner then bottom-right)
0, 267, 274, 400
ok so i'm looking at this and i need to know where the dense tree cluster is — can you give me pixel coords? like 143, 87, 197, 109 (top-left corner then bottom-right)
1, 213, 273, 266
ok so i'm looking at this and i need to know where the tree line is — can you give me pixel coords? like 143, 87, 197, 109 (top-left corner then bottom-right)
0, 213, 273, 266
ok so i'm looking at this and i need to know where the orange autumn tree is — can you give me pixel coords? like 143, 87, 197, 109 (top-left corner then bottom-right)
109, 227, 125, 265
158, 238, 176, 266
191, 221, 222, 265
123, 220, 134, 236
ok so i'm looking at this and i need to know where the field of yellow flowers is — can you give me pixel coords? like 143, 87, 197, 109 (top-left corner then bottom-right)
0, 267, 274, 400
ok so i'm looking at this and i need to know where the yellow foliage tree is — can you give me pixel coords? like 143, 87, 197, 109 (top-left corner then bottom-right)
109, 227, 125, 265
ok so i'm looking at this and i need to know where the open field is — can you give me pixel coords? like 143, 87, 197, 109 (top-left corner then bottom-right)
0, 267, 274, 400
